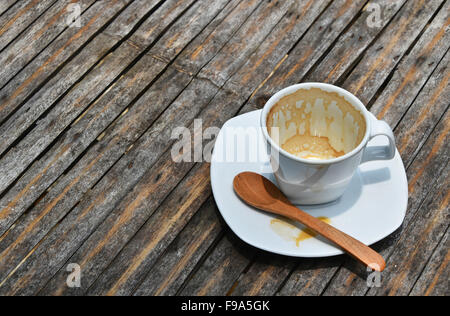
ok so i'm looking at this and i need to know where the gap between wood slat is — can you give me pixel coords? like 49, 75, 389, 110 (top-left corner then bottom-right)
0, 0, 255, 294
42, 15, 262, 297
0, 1, 20, 19
366, 0, 449, 112
392, 47, 449, 136
166, 0, 448, 296
0, 0, 60, 56
38, 0, 298, 296
0, 0, 136, 135
0, 0, 99, 95
3, 0, 444, 296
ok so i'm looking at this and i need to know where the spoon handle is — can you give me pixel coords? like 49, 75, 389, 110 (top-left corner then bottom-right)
285, 204, 386, 272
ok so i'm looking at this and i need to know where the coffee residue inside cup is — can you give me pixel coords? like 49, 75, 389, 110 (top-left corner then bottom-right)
267, 88, 366, 160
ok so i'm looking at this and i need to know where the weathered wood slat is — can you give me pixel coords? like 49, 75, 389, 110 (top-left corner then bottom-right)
224, 0, 343, 98
0, 0, 447, 297
277, 257, 342, 296
370, 0, 450, 126
341, 0, 445, 105
183, 0, 421, 296
0, 0, 19, 17
228, 253, 297, 296
409, 228, 449, 296
172, 0, 262, 75
0, 0, 57, 52
0, 54, 167, 260
367, 156, 448, 296
0, 42, 140, 193
133, 197, 224, 296
0, 0, 239, 292
249, 0, 407, 109
0, 0, 96, 90
321, 51, 449, 296
0, 0, 198, 234
0, 77, 220, 295
305, 0, 407, 84
19, 0, 334, 296
385, 50, 450, 169
0, 0, 135, 124
146, 0, 248, 64
180, 233, 256, 296
229, 0, 448, 297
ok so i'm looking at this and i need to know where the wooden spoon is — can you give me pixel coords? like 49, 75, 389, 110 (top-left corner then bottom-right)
233, 172, 386, 272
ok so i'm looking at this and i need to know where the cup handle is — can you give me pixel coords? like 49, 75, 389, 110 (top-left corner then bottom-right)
361, 117, 396, 163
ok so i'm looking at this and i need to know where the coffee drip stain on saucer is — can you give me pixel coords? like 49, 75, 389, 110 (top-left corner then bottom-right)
270, 217, 331, 246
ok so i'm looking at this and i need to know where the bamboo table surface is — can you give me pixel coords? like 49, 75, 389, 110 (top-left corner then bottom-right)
0, 0, 448, 296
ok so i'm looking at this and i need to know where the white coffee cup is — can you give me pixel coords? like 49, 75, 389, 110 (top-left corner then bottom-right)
261, 83, 396, 205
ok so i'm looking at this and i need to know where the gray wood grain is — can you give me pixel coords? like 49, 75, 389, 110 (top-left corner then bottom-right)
409, 227, 449, 296
321, 52, 450, 296
147, 0, 235, 62
277, 257, 343, 296
133, 197, 224, 296
180, 233, 256, 296
370, 0, 450, 125
81, 0, 342, 294
0, 54, 167, 262
367, 160, 448, 296
305, 0, 408, 84
0, 0, 198, 234
0, 0, 57, 52
0, 0, 447, 297
341, 0, 445, 105
249, 0, 407, 109
198, 0, 294, 87
83, 161, 214, 296
0, 0, 324, 296
172, 0, 261, 75
0, 0, 96, 90
0, 0, 19, 17
228, 253, 297, 296
390, 50, 450, 169
0, 76, 220, 295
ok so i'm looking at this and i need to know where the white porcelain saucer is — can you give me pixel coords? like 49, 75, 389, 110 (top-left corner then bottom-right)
210, 110, 408, 257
